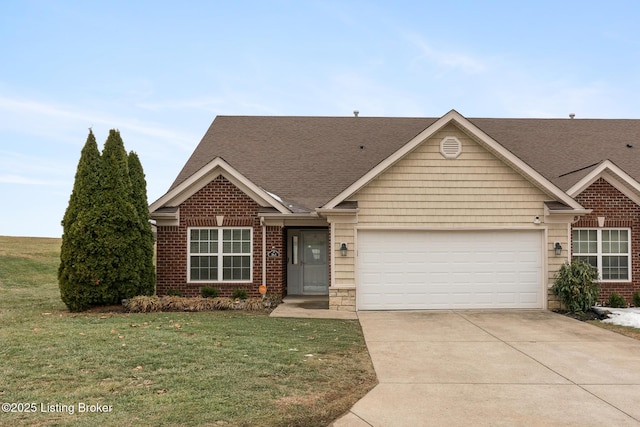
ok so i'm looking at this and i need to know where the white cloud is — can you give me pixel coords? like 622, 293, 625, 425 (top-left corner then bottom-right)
0, 174, 63, 186
136, 96, 226, 113
0, 95, 197, 150
405, 33, 488, 74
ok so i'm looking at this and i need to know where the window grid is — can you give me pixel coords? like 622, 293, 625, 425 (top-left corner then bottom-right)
188, 228, 252, 282
572, 228, 631, 282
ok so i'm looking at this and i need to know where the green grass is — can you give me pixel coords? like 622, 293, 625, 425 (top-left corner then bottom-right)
0, 236, 376, 426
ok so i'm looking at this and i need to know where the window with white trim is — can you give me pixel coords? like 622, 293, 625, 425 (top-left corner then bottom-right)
572, 228, 631, 281
188, 228, 252, 282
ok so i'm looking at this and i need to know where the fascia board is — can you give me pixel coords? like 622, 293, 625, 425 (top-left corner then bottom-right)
567, 160, 640, 205
149, 157, 290, 214
324, 109, 584, 211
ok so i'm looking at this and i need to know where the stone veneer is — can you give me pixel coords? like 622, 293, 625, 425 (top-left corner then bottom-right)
329, 287, 356, 311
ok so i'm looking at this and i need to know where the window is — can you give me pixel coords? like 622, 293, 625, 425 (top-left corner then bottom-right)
188, 228, 252, 282
572, 228, 631, 281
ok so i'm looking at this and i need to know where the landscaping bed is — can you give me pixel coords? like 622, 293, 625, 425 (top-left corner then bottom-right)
552, 308, 609, 322
122, 295, 280, 313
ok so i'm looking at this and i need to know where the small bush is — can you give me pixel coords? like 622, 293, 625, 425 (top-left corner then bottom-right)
232, 288, 248, 300
166, 288, 183, 297
212, 297, 236, 310
264, 293, 282, 309
123, 296, 161, 313
162, 296, 186, 311
243, 298, 269, 311
551, 260, 599, 313
608, 292, 626, 308
633, 292, 640, 307
201, 286, 219, 298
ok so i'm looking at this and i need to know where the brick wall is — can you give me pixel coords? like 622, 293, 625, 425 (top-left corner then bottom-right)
574, 178, 640, 304
156, 175, 286, 298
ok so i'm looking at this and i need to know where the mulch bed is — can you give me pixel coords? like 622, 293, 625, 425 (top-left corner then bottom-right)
552, 308, 609, 322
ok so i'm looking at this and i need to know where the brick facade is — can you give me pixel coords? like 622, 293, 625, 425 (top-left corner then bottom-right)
574, 178, 640, 305
156, 175, 286, 298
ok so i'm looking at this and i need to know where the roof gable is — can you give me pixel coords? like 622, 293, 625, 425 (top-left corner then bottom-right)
149, 157, 290, 214
324, 110, 584, 210
567, 160, 640, 205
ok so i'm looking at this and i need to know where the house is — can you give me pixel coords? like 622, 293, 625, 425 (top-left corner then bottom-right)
149, 110, 640, 311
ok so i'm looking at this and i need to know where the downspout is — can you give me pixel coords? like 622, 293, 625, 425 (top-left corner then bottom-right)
330, 222, 335, 287
261, 218, 267, 289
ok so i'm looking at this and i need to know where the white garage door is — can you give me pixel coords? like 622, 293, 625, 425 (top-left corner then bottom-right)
358, 230, 542, 310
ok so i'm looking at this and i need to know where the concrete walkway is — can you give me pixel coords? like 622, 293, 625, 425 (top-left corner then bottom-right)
270, 295, 358, 319
333, 310, 640, 426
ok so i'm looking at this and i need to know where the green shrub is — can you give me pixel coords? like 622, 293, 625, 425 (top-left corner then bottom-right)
633, 292, 640, 307
232, 288, 248, 300
551, 260, 599, 313
608, 292, 626, 308
166, 288, 183, 297
201, 286, 219, 298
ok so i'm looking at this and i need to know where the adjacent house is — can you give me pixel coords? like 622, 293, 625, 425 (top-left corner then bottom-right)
149, 110, 640, 311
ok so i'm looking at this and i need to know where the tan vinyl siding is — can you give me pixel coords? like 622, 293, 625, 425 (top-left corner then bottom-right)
350, 124, 550, 227
334, 222, 355, 284
547, 223, 569, 283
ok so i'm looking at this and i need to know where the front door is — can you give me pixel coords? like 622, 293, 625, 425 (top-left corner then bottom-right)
287, 229, 329, 295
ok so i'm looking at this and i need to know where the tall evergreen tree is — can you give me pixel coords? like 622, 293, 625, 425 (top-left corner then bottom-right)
59, 130, 104, 311
59, 129, 155, 311
90, 129, 145, 303
128, 151, 156, 295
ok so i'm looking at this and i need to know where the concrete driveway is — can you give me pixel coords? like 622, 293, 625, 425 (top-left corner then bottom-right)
333, 310, 640, 426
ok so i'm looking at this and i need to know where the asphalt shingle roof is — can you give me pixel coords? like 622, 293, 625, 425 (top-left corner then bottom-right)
166, 116, 640, 211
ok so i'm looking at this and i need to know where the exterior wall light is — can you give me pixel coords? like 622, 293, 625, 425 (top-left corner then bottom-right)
340, 242, 348, 257
554, 242, 563, 256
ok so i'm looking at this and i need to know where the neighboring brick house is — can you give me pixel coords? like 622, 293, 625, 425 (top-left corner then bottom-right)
150, 110, 640, 310
568, 164, 640, 303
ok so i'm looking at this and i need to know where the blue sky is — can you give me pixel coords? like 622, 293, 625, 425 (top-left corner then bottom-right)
2, 1, 640, 237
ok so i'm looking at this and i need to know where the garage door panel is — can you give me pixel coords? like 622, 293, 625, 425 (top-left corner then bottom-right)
358, 230, 542, 310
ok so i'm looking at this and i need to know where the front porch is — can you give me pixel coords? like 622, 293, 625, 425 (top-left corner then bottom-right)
270, 295, 358, 319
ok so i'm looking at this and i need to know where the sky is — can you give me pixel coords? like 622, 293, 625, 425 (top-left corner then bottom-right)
2, 1, 640, 238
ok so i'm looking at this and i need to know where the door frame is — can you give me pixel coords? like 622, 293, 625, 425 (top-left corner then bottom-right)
286, 228, 330, 295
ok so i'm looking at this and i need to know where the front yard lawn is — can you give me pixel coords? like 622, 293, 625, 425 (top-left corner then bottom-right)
0, 236, 376, 426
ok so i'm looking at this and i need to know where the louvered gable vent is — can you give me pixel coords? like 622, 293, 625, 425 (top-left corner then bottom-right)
440, 136, 462, 159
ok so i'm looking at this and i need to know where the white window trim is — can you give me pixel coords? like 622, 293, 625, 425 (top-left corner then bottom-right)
571, 227, 632, 283
187, 227, 253, 283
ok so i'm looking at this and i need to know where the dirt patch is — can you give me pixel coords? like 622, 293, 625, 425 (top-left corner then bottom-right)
275, 393, 323, 410
83, 304, 125, 314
